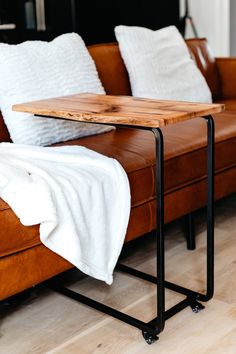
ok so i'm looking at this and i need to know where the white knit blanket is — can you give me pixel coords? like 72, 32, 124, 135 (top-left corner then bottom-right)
0, 143, 131, 284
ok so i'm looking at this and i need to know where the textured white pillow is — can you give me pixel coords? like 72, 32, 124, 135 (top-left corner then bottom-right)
115, 25, 212, 103
0, 33, 114, 146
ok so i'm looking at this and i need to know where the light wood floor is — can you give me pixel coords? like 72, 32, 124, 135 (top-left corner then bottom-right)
1, 195, 236, 354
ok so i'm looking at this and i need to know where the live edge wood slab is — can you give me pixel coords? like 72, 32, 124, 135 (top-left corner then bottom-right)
13, 93, 224, 128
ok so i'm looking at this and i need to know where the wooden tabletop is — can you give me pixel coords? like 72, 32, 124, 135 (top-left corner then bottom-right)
13, 93, 224, 128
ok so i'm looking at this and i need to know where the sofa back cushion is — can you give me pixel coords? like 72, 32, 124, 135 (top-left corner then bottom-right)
186, 38, 221, 99
88, 43, 132, 96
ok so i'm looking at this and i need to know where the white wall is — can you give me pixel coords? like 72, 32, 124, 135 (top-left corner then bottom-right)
230, 0, 236, 55
180, 0, 230, 56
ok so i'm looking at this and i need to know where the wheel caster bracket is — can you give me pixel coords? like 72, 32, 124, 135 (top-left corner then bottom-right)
142, 330, 159, 345
190, 300, 205, 313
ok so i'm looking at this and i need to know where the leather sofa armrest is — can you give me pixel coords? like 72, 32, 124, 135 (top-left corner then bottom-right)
216, 57, 236, 99
0, 112, 11, 142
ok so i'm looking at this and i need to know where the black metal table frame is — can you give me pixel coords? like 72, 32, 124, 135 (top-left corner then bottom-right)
45, 114, 215, 345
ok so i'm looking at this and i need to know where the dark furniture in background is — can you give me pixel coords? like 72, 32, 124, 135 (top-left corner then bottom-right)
0, 0, 180, 44
0, 0, 75, 43
76, 1, 180, 44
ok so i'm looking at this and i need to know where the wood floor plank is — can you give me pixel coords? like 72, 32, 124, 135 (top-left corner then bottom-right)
1, 194, 236, 353
47, 299, 236, 354
203, 327, 236, 354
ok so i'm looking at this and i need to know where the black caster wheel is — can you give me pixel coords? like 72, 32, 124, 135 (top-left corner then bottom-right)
142, 331, 159, 345
190, 301, 205, 313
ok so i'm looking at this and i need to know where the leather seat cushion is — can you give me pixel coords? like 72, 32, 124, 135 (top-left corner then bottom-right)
1, 109, 236, 258
216, 99, 236, 111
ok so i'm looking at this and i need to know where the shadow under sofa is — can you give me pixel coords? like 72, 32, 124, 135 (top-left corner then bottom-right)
1, 38, 236, 301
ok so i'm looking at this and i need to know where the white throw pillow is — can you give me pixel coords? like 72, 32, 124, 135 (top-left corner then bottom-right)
0, 33, 114, 146
115, 25, 212, 103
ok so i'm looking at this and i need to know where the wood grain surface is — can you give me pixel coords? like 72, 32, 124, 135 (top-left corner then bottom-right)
13, 93, 224, 128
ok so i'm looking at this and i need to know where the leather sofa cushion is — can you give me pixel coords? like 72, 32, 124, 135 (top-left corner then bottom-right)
216, 58, 236, 100
1, 109, 236, 258
0, 209, 39, 258
0, 113, 11, 142
217, 99, 236, 111
89, 43, 131, 96
185, 39, 221, 100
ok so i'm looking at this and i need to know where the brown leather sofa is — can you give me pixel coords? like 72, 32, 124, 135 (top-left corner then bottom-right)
1, 38, 235, 301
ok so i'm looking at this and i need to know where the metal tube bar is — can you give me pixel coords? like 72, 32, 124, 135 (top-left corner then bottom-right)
46, 281, 158, 336
147, 298, 191, 327
152, 128, 165, 334
165, 280, 200, 299
42, 114, 215, 342
116, 263, 157, 282
164, 298, 191, 321
116, 263, 202, 299
46, 280, 196, 334
203, 115, 215, 301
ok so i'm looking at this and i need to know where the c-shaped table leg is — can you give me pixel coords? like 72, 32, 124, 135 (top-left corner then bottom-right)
46, 115, 215, 345
145, 115, 215, 341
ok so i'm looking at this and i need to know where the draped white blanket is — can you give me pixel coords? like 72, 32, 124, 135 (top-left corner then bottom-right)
0, 143, 131, 284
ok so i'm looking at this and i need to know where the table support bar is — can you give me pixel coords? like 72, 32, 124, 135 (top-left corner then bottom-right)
45, 115, 215, 345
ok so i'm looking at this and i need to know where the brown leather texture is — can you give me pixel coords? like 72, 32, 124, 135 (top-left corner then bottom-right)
0, 112, 11, 142
0, 38, 235, 300
0, 245, 73, 301
0, 209, 40, 258
186, 38, 222, 100
216, 58, 236, 100
216, 99, 236, 111
88, 43, 131, 96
